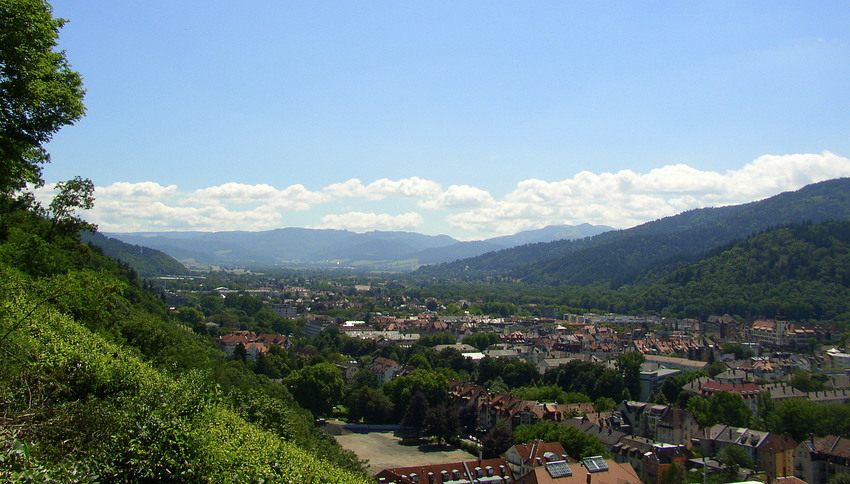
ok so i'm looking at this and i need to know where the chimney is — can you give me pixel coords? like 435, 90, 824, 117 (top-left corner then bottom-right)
587, 472, 592, 484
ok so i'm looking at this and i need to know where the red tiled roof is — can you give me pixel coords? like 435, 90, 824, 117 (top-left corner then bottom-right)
376, 457, 513, 484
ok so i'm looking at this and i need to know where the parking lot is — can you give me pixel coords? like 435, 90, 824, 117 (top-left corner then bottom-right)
332, 428, 475, 475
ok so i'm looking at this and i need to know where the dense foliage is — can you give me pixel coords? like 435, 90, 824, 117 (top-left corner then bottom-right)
0, 214, 368, 481
0, 0, 86, 198
512, 421, 606, 460
638, 221, 850, 319
83, 231, 191, 277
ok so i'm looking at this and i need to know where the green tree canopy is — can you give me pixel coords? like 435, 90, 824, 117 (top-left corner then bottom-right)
616, 351, 645, 399
401, 391, 430, 430
482, 424, 514, 459
463, 332, 500, 351
383, 369, 449, 417
0, 0, 86, 198
347, 387, 394, 424
513, 420, 606, 460
423, 404, 460, 445
284, 362, 345, 417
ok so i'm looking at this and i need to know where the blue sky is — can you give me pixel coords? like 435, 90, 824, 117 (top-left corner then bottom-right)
40, 1, 850, 240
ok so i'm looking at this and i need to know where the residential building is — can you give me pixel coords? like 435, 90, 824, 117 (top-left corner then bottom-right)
639, 367, 682, 401
269, 303, 297, 319
794, 436, 850, 484
505, 440, 569, 477
368, 357, 404, 384
513, 455, 640, 484
610, 437, 689, 484
682, 378, 762, 412
376, 457, 514, 484
617, 402, 699, 449
698, 424, 796, 478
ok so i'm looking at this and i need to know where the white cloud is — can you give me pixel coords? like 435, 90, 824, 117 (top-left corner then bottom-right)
315, 211, 424, 231
185, 182, 332, 210
95, 181, 181, 200
444, 151, 850, 236
34, 152, 850, 237
324, 177, 442, 200
323, 178, 371, 198
419, 184, 496, 210
75, 181, 332, 232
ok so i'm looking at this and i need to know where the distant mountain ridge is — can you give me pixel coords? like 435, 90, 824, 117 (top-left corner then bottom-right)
105, 223, 613, 270
418, 177, 850, 286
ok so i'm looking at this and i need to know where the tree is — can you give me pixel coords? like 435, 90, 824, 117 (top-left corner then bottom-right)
284, 362, 345, 417
423, 405, 460, 445
383, 369, 449, 417
709, 391, 753, 428
594, 397, 617, 413
828, 473, 850, 484
347, 387, 394, 424
482, 424, 513, 459
513, 385, 569, 404
513, 420, 606, 460
659, 462, 686, 484
231, 342, 248, 362
0, 0, 86, 199
407, 353, 433, 370
616, 351, 645, 400
463, 332, 500, 351
717, 445, 753, 481
175, 307, 205, 326
45, 175, 96, 239
401, 391, 429, 430
457, 402, 478, 436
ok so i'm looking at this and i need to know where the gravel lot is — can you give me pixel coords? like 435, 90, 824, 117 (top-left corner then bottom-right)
332, 428, 475, 475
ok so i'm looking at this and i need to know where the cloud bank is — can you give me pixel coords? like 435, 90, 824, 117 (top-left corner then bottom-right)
35, 151, 850, 238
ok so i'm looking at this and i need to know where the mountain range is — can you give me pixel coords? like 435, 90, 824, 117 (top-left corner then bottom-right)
419, 177, 850, 287
102, 223, 612, 271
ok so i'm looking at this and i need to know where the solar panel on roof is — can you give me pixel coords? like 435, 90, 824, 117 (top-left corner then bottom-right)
546, 461, 573, 478
583, 456, 609, 473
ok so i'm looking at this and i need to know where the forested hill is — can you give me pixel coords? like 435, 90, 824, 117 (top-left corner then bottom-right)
635, 221, 850, 320
417, 177, 850, 287
0, 213, 368, 481
82, 231, 190, 277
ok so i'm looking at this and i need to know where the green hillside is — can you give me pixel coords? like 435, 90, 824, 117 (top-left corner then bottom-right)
0, 207, 369, 482
83, 231, 191, 277
634, 221, 850, 320
0, 3, 366, 478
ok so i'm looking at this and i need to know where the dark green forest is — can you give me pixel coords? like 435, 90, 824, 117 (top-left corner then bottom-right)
637, 221, 850, 320
83, 231, 191, 277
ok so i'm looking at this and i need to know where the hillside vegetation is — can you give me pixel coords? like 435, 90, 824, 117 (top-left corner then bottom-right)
0, 3, 366, 477
635, 221, 850, 320
0, 209, 369, 482
82, 231, 190, 277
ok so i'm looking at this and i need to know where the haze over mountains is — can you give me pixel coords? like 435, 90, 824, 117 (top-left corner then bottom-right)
104, 223, 612, 271
96, 178, 850, 290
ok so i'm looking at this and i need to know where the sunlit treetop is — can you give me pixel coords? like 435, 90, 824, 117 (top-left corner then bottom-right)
0, 0, 85, 197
